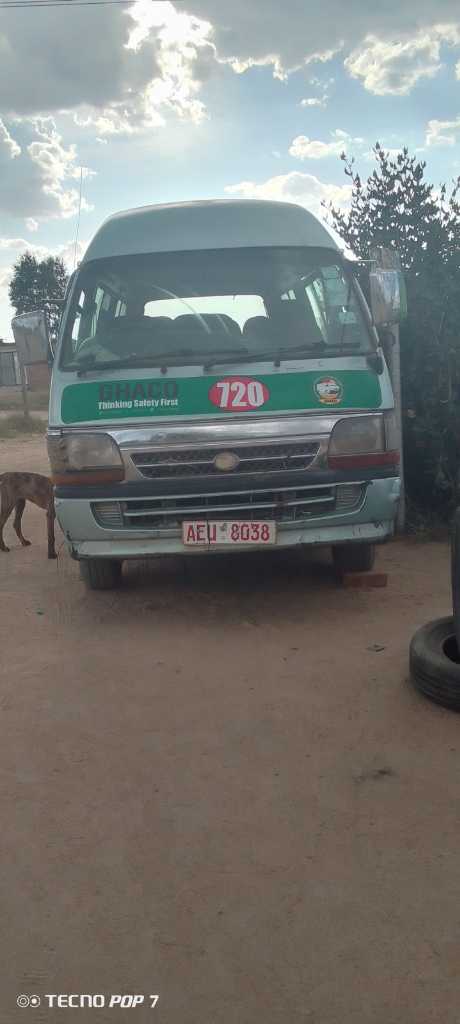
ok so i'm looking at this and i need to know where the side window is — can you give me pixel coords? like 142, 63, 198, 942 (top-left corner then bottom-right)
304, 265, 364, 347
305, 277, 328, 341
71, 290, 85, 343
92, 286, 106, 337
321, 266, 360, 340
322, 265, 354, 309
69, 284, 124, 354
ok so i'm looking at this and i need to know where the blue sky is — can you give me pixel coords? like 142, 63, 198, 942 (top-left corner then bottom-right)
1, 0, 460, 339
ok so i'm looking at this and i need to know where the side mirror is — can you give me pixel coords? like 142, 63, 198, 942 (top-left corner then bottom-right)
369, 268, 407, 326
11, 310, 51, 364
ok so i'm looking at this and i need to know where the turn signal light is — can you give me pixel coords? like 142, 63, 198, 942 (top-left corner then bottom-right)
328, 415, 399, 470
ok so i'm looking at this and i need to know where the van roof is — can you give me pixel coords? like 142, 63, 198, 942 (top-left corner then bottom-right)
83, 199, 339, 263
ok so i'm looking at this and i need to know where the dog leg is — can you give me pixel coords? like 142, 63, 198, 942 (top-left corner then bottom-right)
0, 498, 15, 552
13, 499, 31, 547
47, 500, 57, 559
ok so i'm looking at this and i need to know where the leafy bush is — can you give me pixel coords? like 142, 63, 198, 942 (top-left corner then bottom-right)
325, 144, 460, 524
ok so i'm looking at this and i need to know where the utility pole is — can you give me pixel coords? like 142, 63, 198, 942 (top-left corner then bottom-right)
19, 362, 31, 425
387, 320, 405, 532
11, 310, 49, 428
370, 246, 405, 532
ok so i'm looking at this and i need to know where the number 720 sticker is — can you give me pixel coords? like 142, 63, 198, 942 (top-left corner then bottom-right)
208, 377, 270, 411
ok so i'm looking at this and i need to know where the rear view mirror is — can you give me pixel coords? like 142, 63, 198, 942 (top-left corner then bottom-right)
369, 268, 407, 326
11, 310, 51, 364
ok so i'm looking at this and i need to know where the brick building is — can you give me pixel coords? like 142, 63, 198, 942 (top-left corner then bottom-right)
0, 339, 50, 391
0, 340, 20, 387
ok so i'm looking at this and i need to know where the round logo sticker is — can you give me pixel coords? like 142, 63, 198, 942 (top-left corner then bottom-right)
314, 376, 343, 405
209, 377, 270, 411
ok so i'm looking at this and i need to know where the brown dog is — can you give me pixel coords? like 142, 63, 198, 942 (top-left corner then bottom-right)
0, 473, 56, 559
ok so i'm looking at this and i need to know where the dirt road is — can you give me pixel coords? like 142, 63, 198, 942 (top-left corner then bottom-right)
0, 436, 457, 1023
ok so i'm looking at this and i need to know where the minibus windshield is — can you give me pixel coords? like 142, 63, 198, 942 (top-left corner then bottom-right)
60, 247, 374, 370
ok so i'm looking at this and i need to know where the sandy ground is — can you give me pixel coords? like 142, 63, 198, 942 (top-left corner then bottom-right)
0, 411, 48, 420
0, 435, 457, 1024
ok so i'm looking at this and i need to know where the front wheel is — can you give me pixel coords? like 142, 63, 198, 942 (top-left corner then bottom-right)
79, 558, 123, 590
332, 543, 375, 574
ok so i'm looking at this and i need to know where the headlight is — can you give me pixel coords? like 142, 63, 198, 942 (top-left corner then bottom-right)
47, 432, 124, 484
329, 415, 384, 456
328, 415, 399, 469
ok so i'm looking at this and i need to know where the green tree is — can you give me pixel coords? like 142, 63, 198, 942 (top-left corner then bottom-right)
9, 253, 68, 338
325, 144, 460, 523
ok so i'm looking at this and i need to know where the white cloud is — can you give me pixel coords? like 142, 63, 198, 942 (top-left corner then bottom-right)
0, 118, 95, 223
426, 115, 460, 146
225, 171, 351, 228
290, 134, 344, 160
1, 0, 460, 143
0, 238, 49, 254
345, 25, 460, 95
300, 76, 334, 109
0, 118, 21, 159
27, 119, 95, 219
68, 3, 214, 137
58, 239, 88, 272
0, 0, 214, 141
186, 1, 460, 89
185, 0, 348, 74
209, 43, 341, 81
289, 129, 362, 160
0, 4, 156, 116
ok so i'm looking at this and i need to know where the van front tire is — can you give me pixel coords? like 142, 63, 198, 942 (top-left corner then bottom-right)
332, 543, 375, 574
80, 558, 123, 590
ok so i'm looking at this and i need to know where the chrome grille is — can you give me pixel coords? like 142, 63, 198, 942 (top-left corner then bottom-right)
90, 501, 124, 528
335, 484, 365, 513
130, 440, 320, 479
91, 483, 365, 534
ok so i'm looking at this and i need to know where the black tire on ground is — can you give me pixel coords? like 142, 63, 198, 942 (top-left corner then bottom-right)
451, 510, 460, 650
410, 616, 460, 710
79, 558, 123, 590
332, 543, 375, 574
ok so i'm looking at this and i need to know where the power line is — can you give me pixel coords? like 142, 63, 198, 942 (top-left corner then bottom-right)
0, 0, 136, 7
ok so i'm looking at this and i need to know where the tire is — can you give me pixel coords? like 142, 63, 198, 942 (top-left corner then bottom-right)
79, 558, 123, 591
410, 616, 460, 710
332, 543, 375, 574
451, 510, 460, 650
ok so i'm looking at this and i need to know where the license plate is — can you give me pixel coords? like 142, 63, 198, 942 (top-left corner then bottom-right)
182, 520, 276, 547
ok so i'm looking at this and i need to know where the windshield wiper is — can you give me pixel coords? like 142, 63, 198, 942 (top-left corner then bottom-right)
312, 343, 365, 356
70, 348, 249, 376
204, 343, 325, 370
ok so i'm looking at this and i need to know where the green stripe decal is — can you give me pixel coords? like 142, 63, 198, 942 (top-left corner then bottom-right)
61, 370, 382, 424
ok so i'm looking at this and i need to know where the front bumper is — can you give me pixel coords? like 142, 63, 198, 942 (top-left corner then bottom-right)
55, 473, 400, 560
